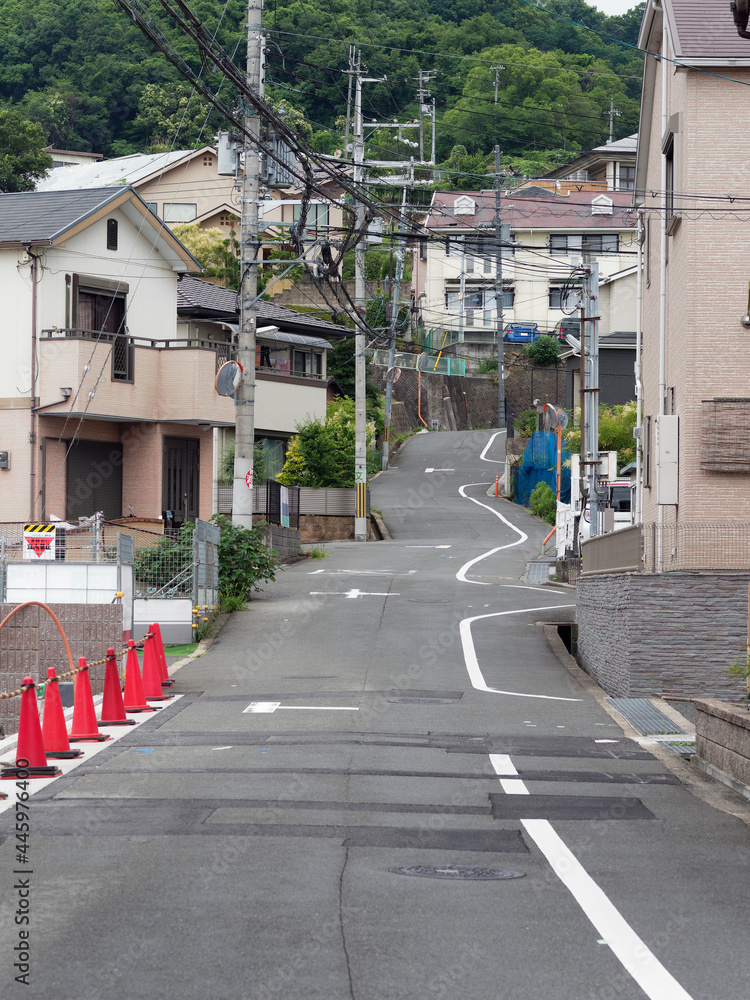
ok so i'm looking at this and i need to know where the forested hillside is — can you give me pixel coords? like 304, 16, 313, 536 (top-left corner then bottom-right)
0, 0, 645, 185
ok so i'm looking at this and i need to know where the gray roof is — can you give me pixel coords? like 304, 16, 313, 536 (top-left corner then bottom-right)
641, 0, 750, 61
177, 275, 351, 338
590, 135, 638, 156
0, 187, 129, 245
35, 149, 206, 192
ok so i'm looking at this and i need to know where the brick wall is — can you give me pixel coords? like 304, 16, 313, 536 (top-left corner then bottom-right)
576, 572, 750, 699
0, 603, 123, 737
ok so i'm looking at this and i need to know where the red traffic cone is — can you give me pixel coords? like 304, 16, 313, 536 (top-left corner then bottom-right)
42, 668, 83, 759
142, 632, 171, 701
123, 640, 156, 713
150, 622, 174, 687
1, 678, 62, 779
68, 658, 110, 742
99, 648, 136, 726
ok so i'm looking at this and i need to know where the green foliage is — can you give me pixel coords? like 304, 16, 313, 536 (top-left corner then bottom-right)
171, 225, 240, 289
726, 650, 750, 700
525, 335, 561, 367
307, 545, 329, 560
276, 397, 378, 487
133, 523, 193, 594
210, 515, 281, 598
328, 338, 382, 411
0, 108, 52, 191
476, 357, 498, 373
529, 481, 556, 524
564, 400, 637, 470
217, 440, 269, 486
514, 408, 540, 437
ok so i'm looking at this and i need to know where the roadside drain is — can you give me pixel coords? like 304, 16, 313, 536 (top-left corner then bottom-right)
391, 865, 526, 880
388, 697, 456, 705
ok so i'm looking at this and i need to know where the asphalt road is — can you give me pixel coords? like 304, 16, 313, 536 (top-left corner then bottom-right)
1, 428, 749, 999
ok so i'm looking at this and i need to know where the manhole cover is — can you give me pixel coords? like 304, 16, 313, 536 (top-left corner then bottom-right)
408, 599, 450, 604
388, 697, 455, 704
391, 866, 525, 880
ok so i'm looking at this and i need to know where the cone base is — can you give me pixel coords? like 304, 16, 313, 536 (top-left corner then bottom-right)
123, 705, 157, 713
0, 792, 7, 798
99, 718, 137, 726
146, 694, 172, 701
68, 733, 111, 742
161, 679, 175, 687
1, 765, 62, 779
46, 749, 84, 759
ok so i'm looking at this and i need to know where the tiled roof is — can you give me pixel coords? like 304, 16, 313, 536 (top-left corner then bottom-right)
0, 187, 127, 245
665, 0, 750, 60
424, 189, 636, 231
177, 274, 350, 337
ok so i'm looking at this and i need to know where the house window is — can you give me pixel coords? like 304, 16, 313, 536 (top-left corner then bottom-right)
293, 203, 329, 231
203, 155, 214, 167
219, 213, 235, 227
665, 138, 675, 224
292, 350, 322, 376
144, 202, 158, 215
420, 238, 427, 262
106, 218, 118, 251
550, 233, 619, 255
549, 287, 563, 309
71, 275, 131, 381
162, 203, 197, 223
618, 165, 635, 190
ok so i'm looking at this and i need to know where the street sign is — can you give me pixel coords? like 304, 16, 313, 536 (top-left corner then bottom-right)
245, 469, 253, 489
215, 360, 244, 397
23, 524, 56, 559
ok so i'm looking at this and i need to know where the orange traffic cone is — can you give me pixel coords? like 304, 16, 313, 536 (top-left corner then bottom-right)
151, 622, 174, 687
1, 677, 62, 778
42, 668, 83, 759
99, 648, 136, 726
68, 658, 110, 742
123, 640, 156, 713
142, 632, 171, 701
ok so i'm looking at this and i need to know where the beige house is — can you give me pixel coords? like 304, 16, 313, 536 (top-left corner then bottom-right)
540, 134, 638, 193
574, 0, 750, 700
413, 188, 637, 351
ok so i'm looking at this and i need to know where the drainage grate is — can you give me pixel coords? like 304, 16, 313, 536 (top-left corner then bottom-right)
607, 698, 695, 757
391, 865, 525, 880
527, 558, 555, 585
388, 697, 455, 705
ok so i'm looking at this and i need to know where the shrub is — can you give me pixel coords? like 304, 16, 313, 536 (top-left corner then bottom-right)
525, 336, 560, 366
529, 482, 556, 524
476, 357, 498, 373
210, 515, 281, 599
513, 408, 539, 437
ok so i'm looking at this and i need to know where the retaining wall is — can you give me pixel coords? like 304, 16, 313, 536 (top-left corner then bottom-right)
576, 572, 750, 698
0, 603, 123, 737
262, 524, 302, 561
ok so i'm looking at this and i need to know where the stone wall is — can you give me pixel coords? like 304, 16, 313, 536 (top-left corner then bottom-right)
261, 524, 301, 562
0, 603, 123, 737
576, 572, 750, 699
299, 515, 371, 542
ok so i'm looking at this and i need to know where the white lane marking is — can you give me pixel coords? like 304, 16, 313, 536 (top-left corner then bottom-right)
479, 430, 506, 463
489, 753, 518, 776
211, 746, 234, 750
308, 569, 326, 574
500, 778, 530, 795
460, 607, 581, 701
243, 702, 281, 713
594, 739, 620, 744
425, 468, 454, 472
278, 706, 359, 712
309, 589, 399, 599
405, 545, 452, 549
521, 819, 695, 1000
456, 484, 528, 585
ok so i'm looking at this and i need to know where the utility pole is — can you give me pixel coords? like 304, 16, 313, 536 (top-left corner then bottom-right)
233, 0, 263, 528
344, 44, 355, 157
353, 49, 368, 541
415, 69, 436, 163
582, 264, 600, 536
382, 186, 407, 471
494, 146, 506, 430
491, 64, 505, 105
604, 97, 622, 143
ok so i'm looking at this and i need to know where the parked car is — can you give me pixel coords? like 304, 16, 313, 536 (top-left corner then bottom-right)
552, 318, 581, 342
503, 321, 540, 342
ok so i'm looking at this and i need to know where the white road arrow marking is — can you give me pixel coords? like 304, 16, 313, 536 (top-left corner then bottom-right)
243, 702, 281, 713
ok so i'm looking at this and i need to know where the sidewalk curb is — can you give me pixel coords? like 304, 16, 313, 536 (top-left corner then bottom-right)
544, 624, 750, 829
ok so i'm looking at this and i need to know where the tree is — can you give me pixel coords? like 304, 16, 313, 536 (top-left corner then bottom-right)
525, 336, 561, 366
0, 109, 52, 192
565, 400, 637, 470
327, 338, 381, 412
170, 224, 240, 289
276, 398, 378, 487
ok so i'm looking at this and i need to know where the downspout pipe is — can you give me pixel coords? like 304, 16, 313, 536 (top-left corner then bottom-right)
658, 4, 667, 572
28, 249, 39, 521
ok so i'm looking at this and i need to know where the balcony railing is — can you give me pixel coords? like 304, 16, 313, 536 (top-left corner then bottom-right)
581, 522, 750, 575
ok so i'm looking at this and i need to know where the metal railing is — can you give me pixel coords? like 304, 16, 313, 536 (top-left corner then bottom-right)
581, 522, 750, 575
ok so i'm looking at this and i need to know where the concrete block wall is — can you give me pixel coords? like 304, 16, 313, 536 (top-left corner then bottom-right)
0, 602, 123, 737
262, 524, 302, 561
576, 572, 750, 699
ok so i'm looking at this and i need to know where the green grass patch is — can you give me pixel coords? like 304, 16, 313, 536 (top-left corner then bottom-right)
164, 643, 198, 658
